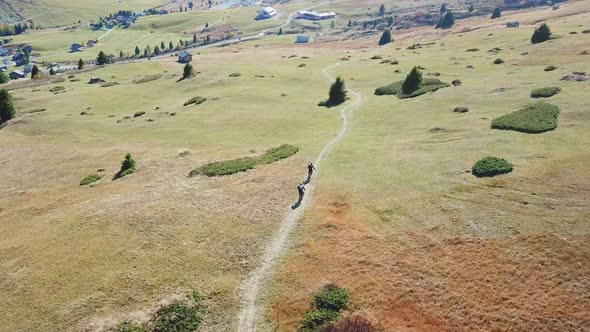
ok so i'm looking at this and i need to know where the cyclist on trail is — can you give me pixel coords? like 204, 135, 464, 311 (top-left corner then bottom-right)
306, 163, 316, 183
297, 183, 306, 203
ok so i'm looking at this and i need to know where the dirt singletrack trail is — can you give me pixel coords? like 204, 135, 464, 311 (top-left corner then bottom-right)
236, 63, 362, 332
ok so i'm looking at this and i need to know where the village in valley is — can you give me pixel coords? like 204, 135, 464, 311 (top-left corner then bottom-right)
0, 0, 589, 331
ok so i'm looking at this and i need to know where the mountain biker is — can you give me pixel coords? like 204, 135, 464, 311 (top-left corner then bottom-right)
297, 183, 305, 203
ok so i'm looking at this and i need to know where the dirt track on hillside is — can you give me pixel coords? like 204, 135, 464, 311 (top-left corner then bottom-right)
236, 63, 362, 332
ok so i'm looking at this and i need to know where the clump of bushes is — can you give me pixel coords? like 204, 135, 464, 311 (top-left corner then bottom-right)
114, 291, 204, 332
114, 153, 136, 180
374, 75, 450, 99
101, 82, 120, 87
132, 74, 163, 84
229, 72, 241, 77
491, 101, 560, 133
299, 284, 350, 332
80, 174, 101, 186
472, 156, 514, 177
493, 58, 505, 64
150, 292, 204, 332
114, 321, 145, 332
25, 108, 47, 113
544, 65, 557, 71
190, 144, 299, 177
183, 96, 207, 106
530, 86, 561, 98
49, 86, 65, 93
134, 111, 146, 117
465, 48, 479, 52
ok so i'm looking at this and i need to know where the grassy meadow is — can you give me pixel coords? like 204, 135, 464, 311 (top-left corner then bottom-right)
261, 3, 590, 331
1, 0, 589, 331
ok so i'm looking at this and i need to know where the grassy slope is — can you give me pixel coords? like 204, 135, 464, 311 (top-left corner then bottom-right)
0, 44, 341, 331
264, 3, 590, 331
0, 0, 169, 27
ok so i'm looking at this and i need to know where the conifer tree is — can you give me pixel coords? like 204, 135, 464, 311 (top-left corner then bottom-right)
0, 89, 16, 124
378, 29, 393, 45
78, 58, 84, 69
531, 23, 551, 44
183, 63, 194, 78
491, 7, 501, 19
401, 66, 423, 95
327, 77, 347, 105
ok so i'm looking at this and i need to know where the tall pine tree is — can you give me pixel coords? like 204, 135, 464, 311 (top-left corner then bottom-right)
0, 89, 16, 124
327, 77, 347, 106
402, 66, 423, 95
378, 29, 392, 45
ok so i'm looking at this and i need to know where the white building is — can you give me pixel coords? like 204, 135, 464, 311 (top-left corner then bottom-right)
296, 34, 310, 43
257, 7, 278, 19
296, 10, 336, 21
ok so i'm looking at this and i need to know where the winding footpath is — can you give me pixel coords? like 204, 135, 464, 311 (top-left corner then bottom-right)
236, 63, 362, 332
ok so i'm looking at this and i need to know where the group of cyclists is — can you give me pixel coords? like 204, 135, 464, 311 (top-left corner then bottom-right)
294, 162, 315, 208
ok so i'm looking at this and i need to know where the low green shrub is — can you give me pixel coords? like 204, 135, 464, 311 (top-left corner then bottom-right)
184, 96, 207, 106
313, 284, 350, 312
80, 174, 101, 186
190, 144, 299, 177
544, 65, 557, 71
150, 291, 204, 332
298, 284, 350, 332
49, 86, 65, 93
132, 74, 162, 84
491, 101, 560, 133
25, 108, 47, 113
374, 81, 402, 95
114, 153, 136, 180
190, 157, 257, 177
374, 79, 449, 98
229, 72, 241, 77
299, 310, 341, 332
114, 321, 145, 332
465, 48, 480, 52
530, 86, 561, 98
101, 82, 120, 87
257, 144, 299, 165
472, 156, 513, 177
493, 58, 505, 64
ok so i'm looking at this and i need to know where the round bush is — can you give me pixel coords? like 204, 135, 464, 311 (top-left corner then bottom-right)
531, 86, 561, 98
313, 284, 350, 312
472, 156, 514, 177
493, 58, 505, 64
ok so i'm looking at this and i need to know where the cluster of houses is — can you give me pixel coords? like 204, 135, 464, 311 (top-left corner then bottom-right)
296, 10, 336, 21
256, 7, 336, 21
0, 44, 33, 79
70, 39, 98, 53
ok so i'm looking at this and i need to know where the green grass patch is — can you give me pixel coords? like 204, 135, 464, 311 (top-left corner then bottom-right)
491, 101, 560, 133
189, 144, 299, 177
80, 174, 101, 186
150, 293, 204, 332
132, 74, 163, 84
530, 86, 561, 98
374, 79, 450, 98
299, 284, 350, 332
24, 108, 47, 113
49, 86, 65, 93
374, 81, 402, 96
183, 96, 207, 106
101, 82, 120, 88
114, 321, 145, 332
472, 156, 514, 177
